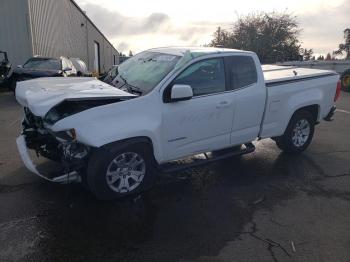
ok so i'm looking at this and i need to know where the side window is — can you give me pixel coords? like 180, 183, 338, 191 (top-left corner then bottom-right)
173, 58, 226, 96
225, 56, 257, 89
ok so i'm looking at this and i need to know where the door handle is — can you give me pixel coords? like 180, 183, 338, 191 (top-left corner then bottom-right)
216, 101, 231, 109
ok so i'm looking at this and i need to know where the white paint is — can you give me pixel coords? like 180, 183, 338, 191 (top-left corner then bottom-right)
16, 136, 42, 176
170, 84, 193, 100
16, 135, 80, 183
15, 77, 135, 116
15, 47, 338, 166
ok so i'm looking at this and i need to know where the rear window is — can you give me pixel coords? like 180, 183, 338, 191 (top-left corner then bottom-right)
225, 56, 257, 89
23, 58, 61, 70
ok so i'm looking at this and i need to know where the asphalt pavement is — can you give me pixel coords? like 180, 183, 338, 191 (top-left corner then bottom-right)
0, 91, 349, 262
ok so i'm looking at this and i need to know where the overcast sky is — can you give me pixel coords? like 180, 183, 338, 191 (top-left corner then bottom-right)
76, 0, 349, 56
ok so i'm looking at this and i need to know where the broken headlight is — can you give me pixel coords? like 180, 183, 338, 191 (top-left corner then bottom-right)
43, 98, 126, 125
53, 129, 77, 141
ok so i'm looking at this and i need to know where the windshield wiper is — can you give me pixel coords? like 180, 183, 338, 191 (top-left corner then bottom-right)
119, 74, 142, 95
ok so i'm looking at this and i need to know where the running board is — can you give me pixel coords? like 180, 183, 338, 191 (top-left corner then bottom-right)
159, 143, 255, 173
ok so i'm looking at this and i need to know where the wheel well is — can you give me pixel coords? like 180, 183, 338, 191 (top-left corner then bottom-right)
102, 136, 154, 154
294, 104, 319, 123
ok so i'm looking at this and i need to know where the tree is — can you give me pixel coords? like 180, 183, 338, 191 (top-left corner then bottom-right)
209, 27, 232, 47
317, 55, 324, 60
209, 12, 302, 63
128, 50, 134, 57
333, 28, 350, 59
325, 53, 332, 60
301, 48, 313, 61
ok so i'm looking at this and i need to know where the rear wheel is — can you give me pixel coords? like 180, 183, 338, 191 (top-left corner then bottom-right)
275, 110, 315, 153
87, 142, 157, 200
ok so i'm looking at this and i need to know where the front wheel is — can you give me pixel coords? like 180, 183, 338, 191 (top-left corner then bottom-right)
87, 142, 157, 200
275, 110, 315, 153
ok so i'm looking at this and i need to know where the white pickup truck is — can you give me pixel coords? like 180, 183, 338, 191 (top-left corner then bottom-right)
15, 47, 341, 199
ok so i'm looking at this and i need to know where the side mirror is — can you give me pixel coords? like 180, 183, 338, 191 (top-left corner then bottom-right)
170, 84, 193, 102
63, 67, 72, 72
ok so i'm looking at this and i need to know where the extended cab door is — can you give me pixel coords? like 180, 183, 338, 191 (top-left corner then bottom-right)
161, 57, 236, 161
224, 55, 266, 145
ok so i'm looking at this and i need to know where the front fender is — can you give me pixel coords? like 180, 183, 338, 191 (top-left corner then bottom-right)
50, 93, 164, 162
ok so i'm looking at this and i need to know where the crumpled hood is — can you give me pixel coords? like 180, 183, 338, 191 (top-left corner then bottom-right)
15, 77, 135, 116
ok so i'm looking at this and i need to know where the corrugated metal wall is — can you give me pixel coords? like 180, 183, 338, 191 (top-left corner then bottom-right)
27, 0, 118, 73
0, 0, 33, 67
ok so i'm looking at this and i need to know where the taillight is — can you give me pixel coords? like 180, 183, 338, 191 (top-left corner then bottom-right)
334, 80, 341, 102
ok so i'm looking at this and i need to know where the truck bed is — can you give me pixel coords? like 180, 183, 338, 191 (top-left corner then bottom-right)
260, 65, 339, 140
262, 65, 338, 87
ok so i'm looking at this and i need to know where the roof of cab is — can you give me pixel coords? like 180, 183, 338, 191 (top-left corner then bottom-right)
147, 46, 253, 56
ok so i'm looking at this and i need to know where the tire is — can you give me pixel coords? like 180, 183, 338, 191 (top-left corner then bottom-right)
275, 110, 315, 153
87, 141, 157, 200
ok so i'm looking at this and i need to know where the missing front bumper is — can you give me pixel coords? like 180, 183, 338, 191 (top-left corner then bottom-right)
16, 135, 81, 184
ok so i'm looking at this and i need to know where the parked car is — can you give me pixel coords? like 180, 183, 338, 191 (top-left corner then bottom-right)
9, 56, 76, 91
0, 51, 12, 88
15, 47, 340, 199
69, 57, 91, 76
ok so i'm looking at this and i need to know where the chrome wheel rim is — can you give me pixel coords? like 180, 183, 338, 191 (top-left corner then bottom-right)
106, 152, 146, 193
292, 119, 310, 147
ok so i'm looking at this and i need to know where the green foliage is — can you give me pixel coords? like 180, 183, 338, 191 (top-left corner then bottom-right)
301, 48, 314, 61
333, 28, 350, 59
209, 12, 303, 63
325, 53, 332, 60
317, 55, 324, 60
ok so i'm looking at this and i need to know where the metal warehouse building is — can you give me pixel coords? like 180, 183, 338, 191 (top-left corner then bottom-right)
0, 0, 119, 74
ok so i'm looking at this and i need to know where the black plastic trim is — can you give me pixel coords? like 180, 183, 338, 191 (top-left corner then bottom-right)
324, 106, 336, 121
159, 143, 255, 173
266, 73, 338, 87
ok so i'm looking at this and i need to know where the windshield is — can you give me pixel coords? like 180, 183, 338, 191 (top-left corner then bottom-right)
116, 51, 180, 94
23, 58, 61, 70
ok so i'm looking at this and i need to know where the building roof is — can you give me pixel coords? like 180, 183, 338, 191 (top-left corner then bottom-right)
70, 0, 118, 53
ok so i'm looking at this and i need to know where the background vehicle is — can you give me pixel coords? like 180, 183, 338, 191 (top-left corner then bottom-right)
9, 56, 77, 91
69, 58, 91, 76
15, 47, 340, 199
0, 51, 12, 88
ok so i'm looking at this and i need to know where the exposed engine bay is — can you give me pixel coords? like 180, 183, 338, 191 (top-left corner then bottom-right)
22, 106, 91, 172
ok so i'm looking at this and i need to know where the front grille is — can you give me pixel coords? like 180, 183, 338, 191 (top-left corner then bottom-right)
24, 107, 43, 128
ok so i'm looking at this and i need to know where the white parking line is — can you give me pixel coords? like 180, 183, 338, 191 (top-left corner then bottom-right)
8, 118, 19, 127
336, 109, 350, 114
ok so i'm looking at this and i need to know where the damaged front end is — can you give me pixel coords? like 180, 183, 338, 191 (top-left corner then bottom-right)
18, 107, 91, 183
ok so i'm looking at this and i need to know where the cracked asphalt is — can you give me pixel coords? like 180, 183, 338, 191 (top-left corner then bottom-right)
0, 91, 350, 262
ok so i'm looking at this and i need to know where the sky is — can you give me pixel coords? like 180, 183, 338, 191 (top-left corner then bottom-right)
75, 0, 349, 56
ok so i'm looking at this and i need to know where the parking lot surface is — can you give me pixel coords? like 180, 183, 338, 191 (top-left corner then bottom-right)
0, 91, 350, 262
